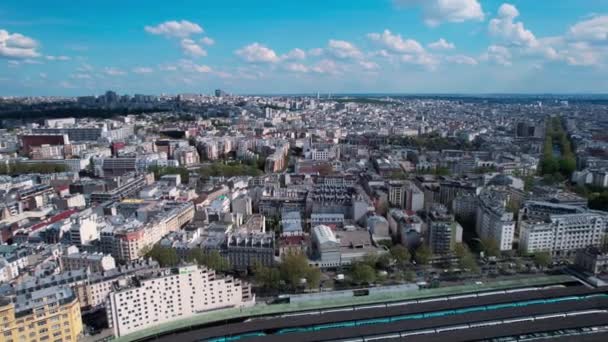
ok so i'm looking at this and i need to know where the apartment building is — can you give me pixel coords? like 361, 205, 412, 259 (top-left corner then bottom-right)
475, 192, 515, 251
106, 265, 254, 337
0, 287, 83, 342
110, 201, 195, 261
519, 211, 608, 257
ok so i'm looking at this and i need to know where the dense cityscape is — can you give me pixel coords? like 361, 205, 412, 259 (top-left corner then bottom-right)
0, 91, 607, 341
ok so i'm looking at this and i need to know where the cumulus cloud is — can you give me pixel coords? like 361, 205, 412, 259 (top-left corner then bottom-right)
132, 67, 154, 74
180, 38, 207, 57
445, 54, 478, 65
395, 0, 484, 27
562, 42, 604, 66
284, 63, 309, 73
367, 30, 424, 54
0, 29, 40, 59
200, 37, 215, 46
282, 48, 307, 60
480, 45, 512, 66
327, 39, 363, 59
235, 43, 280, 63
308, 48, 324, 57
178, 59, 212, 73
144, 20, 203, 38
568, 15, 608, 42
311, 59, 340, 74
401, 53, 440, 70
428, 38, 455, 50
359, 60, 380, 70
489, 4, 537, 47
104, 67, 127, 76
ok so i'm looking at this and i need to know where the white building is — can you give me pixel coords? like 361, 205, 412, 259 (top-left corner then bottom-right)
476, 192, 515, 251
520, 212, 608, 257
107, 265, 254, 337
69, 211, 99, 247
310, 225, 341, 268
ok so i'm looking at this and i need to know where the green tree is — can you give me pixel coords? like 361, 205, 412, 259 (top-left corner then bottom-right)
390, 245, 411, 268
414, 244, 432, 265
534, 251, 552, 269
376, 253, 393, 270
279, 252, 320, 290
186, 249, 231, 272
306, 267, 322, 290
253, 262, 281, 290
454, 243, 467, 259
350, 262, 376, 285
146, 245, 179, 267
480, 238, 501, 258
459, 252, 480, 273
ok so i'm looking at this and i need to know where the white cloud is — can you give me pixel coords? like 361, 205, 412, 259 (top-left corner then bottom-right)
480, 45, 512, 66
401, 53, 440, 70
395, 0, 484, 27
489, 4, 537, 47
308, 48, 324, 57
311, 59, 340, 74
282, 48, 307, 60
367, 30, 424, 54
180, 38, 207, 57
428, 38, 455, 50
200, 37, 215, 46
284, 63, 309, 73
562, 42, 604, 66
178, 59, 212, 73
235, 43, 280, 63
39, 72, 47, 79
445, 54, 478, 65
45, 55, 71, 61
144, 20, 203, 38
104, 67, 127, 76
568, 15, 608, 42
0, 29, 40, 59
132, 67, 154, 74
359, 60, 380, 70
327, 39, 363, 59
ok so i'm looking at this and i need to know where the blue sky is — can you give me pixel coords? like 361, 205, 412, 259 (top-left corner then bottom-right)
1, 0, 607, 95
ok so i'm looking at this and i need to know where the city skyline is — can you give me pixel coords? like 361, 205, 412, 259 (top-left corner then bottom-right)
1, 0, 608, 96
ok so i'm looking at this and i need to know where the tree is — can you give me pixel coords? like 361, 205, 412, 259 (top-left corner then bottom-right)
186, 249, 231, 273
350, 262, 376, 285
279, 252, 320, 290
253, 262, 281, 291
459, 252, 480, 273
146, 245, 179, 267
361, 253, 379, 268
414, 244, 432, 265
480, 238, 501, 258
390, 245, 411, 268
306, 267, 322, 290
534, 251, 552, 269
376, 253, 393, 270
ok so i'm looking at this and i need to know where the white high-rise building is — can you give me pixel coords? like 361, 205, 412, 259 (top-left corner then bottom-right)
107, 265, 254, 337
476, 192, 515, 251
